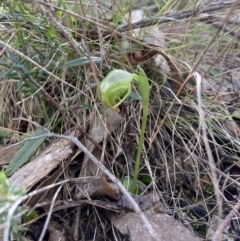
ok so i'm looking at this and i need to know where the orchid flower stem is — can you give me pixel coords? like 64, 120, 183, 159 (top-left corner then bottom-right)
100, 66, 150, 193
131, 68, 149, 193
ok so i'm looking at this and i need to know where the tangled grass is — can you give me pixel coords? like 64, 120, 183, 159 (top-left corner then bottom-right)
1, 0, 240, 240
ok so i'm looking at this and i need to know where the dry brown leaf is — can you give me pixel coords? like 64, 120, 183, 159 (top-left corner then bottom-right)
126, 26, 167, 66
101, 177, 119, 199
75, 109, 122, 200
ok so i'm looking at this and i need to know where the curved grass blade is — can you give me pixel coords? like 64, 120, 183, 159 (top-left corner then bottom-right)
65, 56, 101, 67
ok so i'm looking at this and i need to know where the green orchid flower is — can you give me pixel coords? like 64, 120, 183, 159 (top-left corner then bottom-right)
100, 69, 133, 111
100, 66, 150, 193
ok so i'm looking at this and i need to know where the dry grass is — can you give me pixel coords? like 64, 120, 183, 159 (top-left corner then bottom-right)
1, 0, 240, 240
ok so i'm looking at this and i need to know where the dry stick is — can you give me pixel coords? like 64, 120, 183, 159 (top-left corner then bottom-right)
199, 14, 240, 40
117, 0, 238, 31
197, 155, 240, 191
9, 118, 161, 241
195, 71, 223, 228
198, 14, 240, 100
38, 184, 63, 241
175, 153, 240, 191
212, 200, 240, 241
35, 2, 101, 124
40, 0, 97, 73
0, 41, 64, 82
40, 0, 82, 56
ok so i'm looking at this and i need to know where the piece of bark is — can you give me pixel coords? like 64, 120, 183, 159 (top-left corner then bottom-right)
9, 130, 79, 190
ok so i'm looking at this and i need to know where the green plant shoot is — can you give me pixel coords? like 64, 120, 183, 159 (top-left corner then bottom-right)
100, 66, 150, 193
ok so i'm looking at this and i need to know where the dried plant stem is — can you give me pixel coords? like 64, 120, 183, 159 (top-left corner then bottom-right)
38, 185, 63, 241
212, 200, 240, 241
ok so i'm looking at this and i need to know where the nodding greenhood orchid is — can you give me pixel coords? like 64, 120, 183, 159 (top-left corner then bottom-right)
99, 66, 150, 193
100, 69, 133, 111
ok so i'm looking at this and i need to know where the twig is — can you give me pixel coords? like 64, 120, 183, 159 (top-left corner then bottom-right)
73, 207, 80, 240
39, 0, 100, 88
195, 70, 222, 229
117, 0, 239, 31
212, 200, 240, 241
38, 184, 63, 241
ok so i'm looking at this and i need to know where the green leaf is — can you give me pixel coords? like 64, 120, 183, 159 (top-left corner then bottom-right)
5, 129, 47, 177
0, 171, 10, 200
129, 91, 142, 101
65, 56, 101, 67
0, 61, 12, 68
55, 0, 64, 18
23, 210, 39, 223
141, 176, 152, 185
122, 177, 138, 194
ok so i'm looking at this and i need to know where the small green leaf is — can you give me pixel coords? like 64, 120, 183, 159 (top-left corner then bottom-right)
23, 210, 39, 223
0, 61, 12, 68
122, 177, 138, 194
141, 176, 152, 185
65, 56, 101, 67
5, 129, 47, 177
0, 171, 10, 200
129, 91, 142, 101
55, 0, 64, 18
